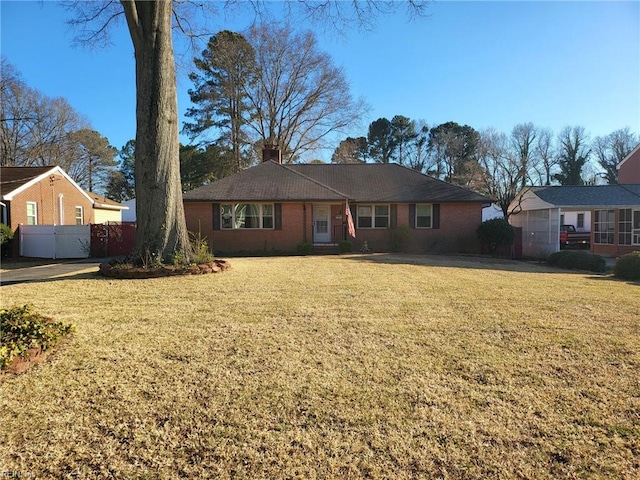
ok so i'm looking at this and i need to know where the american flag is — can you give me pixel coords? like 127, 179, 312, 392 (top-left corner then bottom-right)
345, 200, 356, 238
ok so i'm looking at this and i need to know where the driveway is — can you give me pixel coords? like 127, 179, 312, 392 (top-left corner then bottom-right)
0, 259, 104, 286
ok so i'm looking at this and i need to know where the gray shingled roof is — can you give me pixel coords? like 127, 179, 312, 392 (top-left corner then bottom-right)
183, 161, 491, 203
533, 185, 640, 207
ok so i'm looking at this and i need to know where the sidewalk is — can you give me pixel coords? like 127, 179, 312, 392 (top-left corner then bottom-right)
0, 259, 103, 286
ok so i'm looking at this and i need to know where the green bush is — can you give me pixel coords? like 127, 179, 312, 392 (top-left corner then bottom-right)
613, 251, 640, 281
190, 231, 215, 264
0, 304, 75, 370
339, 240, 353, 253
477, 218, 514, 252
296, 242, 313, 255
0, 223, 13, 245
387, 224, 411, 252
547, 251, 607, 273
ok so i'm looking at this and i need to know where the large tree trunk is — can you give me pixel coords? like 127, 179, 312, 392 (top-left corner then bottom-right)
121, 0, 191, 263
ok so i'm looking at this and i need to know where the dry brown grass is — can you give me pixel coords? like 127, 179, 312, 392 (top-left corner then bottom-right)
0, 254, 638, 479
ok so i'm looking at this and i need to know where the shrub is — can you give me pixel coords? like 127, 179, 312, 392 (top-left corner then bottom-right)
477, 218, 514, 252
387, 224, 411, 252
613, 251, 640, 281
0, 223, 13, 245
296, 242, 313, 255
339, 240, 353, 253
0, 304, 74, 370
190, 231, 215, 264
547, 250, 607, 273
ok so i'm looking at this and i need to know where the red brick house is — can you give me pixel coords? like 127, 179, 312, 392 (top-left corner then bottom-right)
183, 161, 492, 254
1, 166, 127, 229
618, 143, 640, 184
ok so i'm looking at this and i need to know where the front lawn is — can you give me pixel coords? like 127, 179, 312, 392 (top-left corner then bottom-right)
1, 254, 638, 479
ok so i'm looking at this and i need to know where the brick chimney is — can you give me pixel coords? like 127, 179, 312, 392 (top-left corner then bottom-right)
262, 144, 282, 163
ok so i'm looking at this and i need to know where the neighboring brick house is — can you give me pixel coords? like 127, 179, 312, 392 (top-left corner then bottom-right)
0, 166, 127, 229
183, 160, 492, 255
618, 143, 640, 184
509, 146, 640, 257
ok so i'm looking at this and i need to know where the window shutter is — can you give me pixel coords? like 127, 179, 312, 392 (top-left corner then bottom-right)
212, 203, 220, 230
409, 204, 416, 228
390, 204, 397, 229
275, 203, 282, 230
433, 204, 440, 229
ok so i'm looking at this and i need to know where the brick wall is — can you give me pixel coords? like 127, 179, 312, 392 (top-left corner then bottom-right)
618, 148, 640, 184
185, 200, 484, 255
8, 174, 94, 229
184, 202, 308, 254
349, 203, 483, 254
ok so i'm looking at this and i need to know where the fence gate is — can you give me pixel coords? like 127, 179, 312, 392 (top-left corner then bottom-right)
19, 225, 91, 259
90, 222, 136, 258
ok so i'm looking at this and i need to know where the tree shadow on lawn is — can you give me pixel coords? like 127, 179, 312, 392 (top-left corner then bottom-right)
342, 252, 613, 276
0, 270, 104, 287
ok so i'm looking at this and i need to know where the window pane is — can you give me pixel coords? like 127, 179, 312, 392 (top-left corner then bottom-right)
358, 205, 372, 228
358, 216, 372, 228
375, 205, 388, 216
416, 204, 432, 228
221, 204, 233, 229
243, 204, 260, 228
358, 206, 372, 217
26, 203, 36, 225
374, 216, 388, 228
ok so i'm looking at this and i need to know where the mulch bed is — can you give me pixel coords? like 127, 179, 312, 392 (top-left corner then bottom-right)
98, 259, 231, 279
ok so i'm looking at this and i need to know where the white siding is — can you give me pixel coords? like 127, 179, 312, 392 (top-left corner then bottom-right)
94, 209, 122, 224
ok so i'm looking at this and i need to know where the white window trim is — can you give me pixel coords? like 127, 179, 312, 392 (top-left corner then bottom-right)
75, 206, 84, 225
357, 204, 390, 229
26, 201, 37, 225
221, 203, 275, 230
415, 203, 433, 229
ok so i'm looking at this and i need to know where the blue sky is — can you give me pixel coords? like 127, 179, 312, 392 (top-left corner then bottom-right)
2, 1, 639, 162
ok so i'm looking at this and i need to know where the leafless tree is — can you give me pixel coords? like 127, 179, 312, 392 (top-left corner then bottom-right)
476, 128, 523, 217
592, 127, 639, 184
0, 58, 89, 168
533, 127, 556, 186
244, 23, 368, 163
510, 122, 538, 189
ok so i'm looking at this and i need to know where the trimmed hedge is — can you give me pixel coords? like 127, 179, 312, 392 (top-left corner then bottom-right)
547, 251, 607, 273
613, 252, 640, 281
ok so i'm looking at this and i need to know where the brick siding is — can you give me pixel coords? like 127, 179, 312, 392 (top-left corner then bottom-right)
7, 173, 94, 230
185, 201, 484, 255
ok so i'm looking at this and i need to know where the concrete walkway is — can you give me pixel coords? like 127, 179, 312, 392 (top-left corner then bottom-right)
0, 259, 103, 286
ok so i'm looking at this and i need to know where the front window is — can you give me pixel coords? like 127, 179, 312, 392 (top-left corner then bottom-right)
357, 205, 389, 228
634, 210, 640, 245
619, 209, 631, 245
221, 203, 274, 229
577, 213, 584, 229
594, 209, 615, 245
416, 204, 432, 228
75, 206, 83, 225
26, 202, 37, 225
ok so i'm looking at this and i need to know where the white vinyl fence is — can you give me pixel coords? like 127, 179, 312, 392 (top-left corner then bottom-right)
19, 225, 91, 259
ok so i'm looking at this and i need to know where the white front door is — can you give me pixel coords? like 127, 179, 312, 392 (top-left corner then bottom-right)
313, 205, 331, 243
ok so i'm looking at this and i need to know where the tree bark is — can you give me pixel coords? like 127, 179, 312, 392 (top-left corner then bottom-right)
121, 0, 191, 262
